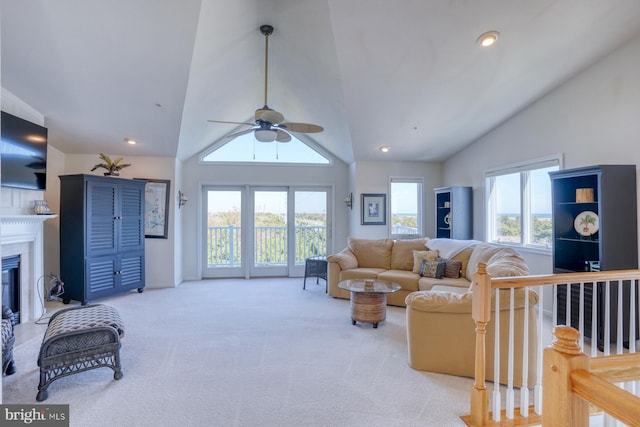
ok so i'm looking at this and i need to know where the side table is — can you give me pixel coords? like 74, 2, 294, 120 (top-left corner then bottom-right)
338, 279, 401, 328
303, 256, 327, 292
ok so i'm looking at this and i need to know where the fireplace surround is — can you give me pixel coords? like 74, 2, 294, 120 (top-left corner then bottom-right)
0, 214, 56, 323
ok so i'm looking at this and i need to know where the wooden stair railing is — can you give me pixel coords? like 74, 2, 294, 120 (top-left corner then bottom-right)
543, 325, 640, 426
463, 266, 640, 427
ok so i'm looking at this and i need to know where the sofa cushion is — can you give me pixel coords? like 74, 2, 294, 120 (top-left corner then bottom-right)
377, 270, 421, 292
390, 238, 430, 270
452, 247, 474, 278
327, 248, 358, 270
348, 237, 393, 269
431, 284, 468, 294
339, 268, 385, 282
412, 250, 439, 273
443, 259, 462, 278
420, 259, 446, 278
418, 276, 469, 291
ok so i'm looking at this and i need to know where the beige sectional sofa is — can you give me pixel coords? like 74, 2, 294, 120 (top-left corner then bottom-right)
328, 237, 496, 307
327, 237, 538, 385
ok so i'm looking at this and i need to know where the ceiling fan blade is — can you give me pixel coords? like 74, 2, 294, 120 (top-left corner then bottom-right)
208, 119, 254, 126
276, 130, 291, 143
255, 108, 284, 124
280, 122, 323, 133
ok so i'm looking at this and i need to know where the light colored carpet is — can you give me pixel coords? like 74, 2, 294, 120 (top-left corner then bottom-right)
3, 278, 472, 426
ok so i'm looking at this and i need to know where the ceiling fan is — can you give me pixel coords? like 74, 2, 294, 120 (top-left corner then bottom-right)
208, 24, 323, 143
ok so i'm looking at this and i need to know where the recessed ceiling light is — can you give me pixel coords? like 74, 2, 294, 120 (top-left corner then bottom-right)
378, 146, 391, 153
125, 138, 137, 145
477, 30, 500, 47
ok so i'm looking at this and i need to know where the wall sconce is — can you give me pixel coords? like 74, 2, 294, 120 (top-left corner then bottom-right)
178, 190, 188, 209
344, 193, 353, 210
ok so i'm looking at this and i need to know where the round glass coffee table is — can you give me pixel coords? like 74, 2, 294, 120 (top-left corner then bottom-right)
338, 279, 401, 328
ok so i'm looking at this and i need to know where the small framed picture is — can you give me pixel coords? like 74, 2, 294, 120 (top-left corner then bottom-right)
136, 178, 170, 239
361, 193, 386, 225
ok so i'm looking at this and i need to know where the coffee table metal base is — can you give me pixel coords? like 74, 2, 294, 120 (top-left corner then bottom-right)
350, 292, 387, 328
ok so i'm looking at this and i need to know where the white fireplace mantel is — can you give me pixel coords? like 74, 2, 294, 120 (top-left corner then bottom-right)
1, 214, 57, 323
1, 214, 56, 224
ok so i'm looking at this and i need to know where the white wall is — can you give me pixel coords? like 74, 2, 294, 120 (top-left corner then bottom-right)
173, 158, 184, 285
63, 154, 178, 288
180, 155, 350, 281
442, 33, 640, 275
350, 161, 443, 240
43, 145, 65, 278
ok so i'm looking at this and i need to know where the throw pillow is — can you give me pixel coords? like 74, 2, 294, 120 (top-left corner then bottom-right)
412, 250, 439, 273
444, 259, 462, 278
420, 259, 446, 279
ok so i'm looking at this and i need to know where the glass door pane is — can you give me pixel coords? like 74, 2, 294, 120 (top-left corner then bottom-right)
294, 190, 327, 265
203, 189, 244, 278
253, 190, 287, 276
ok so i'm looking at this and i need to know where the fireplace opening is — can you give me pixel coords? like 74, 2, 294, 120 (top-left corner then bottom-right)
2, 255, 21, 325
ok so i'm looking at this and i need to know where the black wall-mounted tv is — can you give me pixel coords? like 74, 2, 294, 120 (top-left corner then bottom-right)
1, 111, 48, 190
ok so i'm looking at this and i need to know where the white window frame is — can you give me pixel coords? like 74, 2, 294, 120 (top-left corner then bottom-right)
485, 154, 563, 251
389, 177, 424, 239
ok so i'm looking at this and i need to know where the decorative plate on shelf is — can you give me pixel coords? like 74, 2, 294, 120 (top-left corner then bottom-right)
574, 210, 599, 236
444, 212, 451, 225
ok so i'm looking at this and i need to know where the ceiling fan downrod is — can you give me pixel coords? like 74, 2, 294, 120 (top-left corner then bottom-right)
260, 25, 274, 108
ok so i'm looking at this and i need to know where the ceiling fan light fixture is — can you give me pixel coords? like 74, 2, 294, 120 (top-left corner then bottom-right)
255, 129, 277, 142
477, 30, 499, 47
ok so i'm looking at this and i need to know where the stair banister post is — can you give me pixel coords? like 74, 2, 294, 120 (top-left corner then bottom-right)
542, 326, 589, 427
470, 262, 492, 425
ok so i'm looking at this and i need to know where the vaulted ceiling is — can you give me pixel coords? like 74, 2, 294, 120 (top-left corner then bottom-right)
3, 0, 640, 165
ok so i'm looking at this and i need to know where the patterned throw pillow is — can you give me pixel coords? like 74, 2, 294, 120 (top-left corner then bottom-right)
444, 259, 463, 278
412, 250, 439, 273
420, 259, 446, 278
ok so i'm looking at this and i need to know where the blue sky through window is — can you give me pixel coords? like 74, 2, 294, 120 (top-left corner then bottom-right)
495, 166, 557, 214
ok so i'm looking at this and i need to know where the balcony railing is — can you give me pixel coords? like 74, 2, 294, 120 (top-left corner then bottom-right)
207, 225, 326, 267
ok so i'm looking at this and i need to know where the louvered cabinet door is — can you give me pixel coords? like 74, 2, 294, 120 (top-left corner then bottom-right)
86, 180, 118, 257
85, 255, 117, 297
118, 182, 145, 253
119, 252, 145, 291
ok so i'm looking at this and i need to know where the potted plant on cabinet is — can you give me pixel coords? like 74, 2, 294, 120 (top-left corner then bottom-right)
91, 153, 131, 176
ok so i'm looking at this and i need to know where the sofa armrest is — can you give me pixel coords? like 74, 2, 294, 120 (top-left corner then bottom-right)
405, 287, 539, 314
405, 290, 473, 314
327, 248, 358, 270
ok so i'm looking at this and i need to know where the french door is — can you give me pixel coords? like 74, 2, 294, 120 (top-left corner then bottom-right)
202, 186, 329, 278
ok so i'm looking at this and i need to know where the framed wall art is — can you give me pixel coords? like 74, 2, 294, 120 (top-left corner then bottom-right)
361, 193, 386, 225
136, 178, 170, 238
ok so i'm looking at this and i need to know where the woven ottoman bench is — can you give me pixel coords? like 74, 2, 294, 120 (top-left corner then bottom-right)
37, 304, 125, 402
